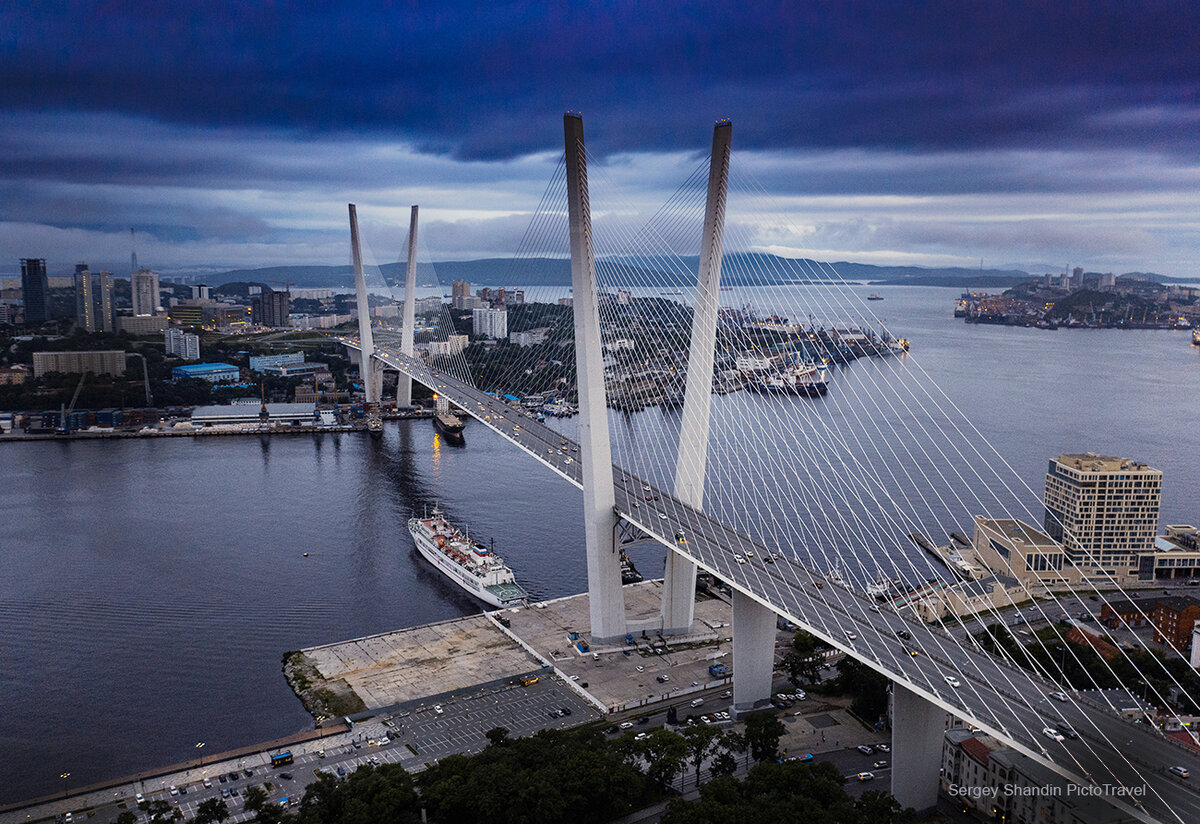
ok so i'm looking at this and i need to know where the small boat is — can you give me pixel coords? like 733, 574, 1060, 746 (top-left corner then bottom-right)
747, 361, 830, 396
867, 293, 884, 301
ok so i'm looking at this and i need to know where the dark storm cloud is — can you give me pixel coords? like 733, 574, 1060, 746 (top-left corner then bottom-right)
3, 1, 1198, 160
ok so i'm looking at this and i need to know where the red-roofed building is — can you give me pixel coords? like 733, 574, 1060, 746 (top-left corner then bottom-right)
1065, 626, 1121, 661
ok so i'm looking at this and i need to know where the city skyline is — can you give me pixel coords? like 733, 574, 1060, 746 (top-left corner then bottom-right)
2, 3, 1199, 276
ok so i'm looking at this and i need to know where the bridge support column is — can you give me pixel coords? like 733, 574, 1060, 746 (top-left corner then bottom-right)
397, 205, 419, 408
890, 684, 946, 813
731, 591, 775, 715
664, 120, 732, 635
564, 112, 625, 643
349, 203, 383, 431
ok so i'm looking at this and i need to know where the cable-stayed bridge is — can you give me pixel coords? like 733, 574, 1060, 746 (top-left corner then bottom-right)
339, 114, 1200, 823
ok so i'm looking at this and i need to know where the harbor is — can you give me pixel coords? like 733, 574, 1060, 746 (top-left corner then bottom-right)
285, 580, 741, 719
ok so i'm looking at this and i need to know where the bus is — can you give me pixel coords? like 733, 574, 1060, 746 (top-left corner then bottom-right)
519, 675, 539, 687
270, 752, 294, 767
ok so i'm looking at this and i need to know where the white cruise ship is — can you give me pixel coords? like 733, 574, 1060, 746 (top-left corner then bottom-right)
407, 508, 528, 608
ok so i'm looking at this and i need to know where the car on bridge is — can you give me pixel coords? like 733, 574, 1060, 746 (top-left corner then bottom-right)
1169, 766, 1190, 779
856, 772, 875, 781
944, 676, 961, 688
1042, 726, 1065, 742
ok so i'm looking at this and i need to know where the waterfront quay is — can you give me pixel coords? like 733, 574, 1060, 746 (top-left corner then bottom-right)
0, 582, 784, 824
288, 581, 739, 718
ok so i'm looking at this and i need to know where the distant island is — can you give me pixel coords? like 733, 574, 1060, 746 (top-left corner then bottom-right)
955, 271, 1199, 330
184, 255, 1200, 291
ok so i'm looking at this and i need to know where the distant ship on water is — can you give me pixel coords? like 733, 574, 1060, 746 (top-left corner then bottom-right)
432, 395, 465, 444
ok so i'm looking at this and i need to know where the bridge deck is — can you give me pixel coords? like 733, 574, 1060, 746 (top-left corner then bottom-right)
350, 338, 1200, 824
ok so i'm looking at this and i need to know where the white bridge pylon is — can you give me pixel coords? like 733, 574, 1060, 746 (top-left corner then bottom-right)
339, 113, 1199, 823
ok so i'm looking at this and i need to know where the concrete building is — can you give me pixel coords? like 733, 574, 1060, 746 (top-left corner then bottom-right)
167, 305, 203, 327
164, 327, 200, 360
171, 362, 239, 383
509, 327, 549, 346
428, 334, 469, 357
262, 362, 329, 379
251, 285, 291, 328
0, 365, 29, 385
249, 352, 305, 372
203, 305, 250, 329
1101, 594, 1200, 650
117, 314, 169, 335
453, 293, 481, 311
412, 295, 444, 315
191, 402, 317, 426
451, 280, 470, 300
617, 288, 632, 305
1137, 526, 1200, 582
941, 728, 1126, 823
972, 517, 1080, 588
0, 302, 15, 325
131, 268, 160, 316
1044, 453, 1162, 583
472, 307, 508, 339
1099, 272, 1117, 290
20, 258, 49, 325
191, 284, 210, 301
911, 574, 1022, 622
32, 350, 127, 378
74, 265, 115, 333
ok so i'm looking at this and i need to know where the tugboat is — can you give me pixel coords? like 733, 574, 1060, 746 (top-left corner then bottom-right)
432, 395, 465, 444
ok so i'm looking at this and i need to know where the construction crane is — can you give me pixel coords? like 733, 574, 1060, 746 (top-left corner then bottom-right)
124, 352, 153, 407
57, 373, 87, 434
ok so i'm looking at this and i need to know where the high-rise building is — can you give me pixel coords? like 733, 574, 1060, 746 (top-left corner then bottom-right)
74, 265, 115, 333
472, 307, 508, 339
131, 269, 160, 316
192, 284, 211, 301
165, 327, 200, 360
251, 285, 291, 327
1099, 272, 1117, 290
20, 258, 49, 326
451, 280, 470, 299
1044, 453, 1162, 581
32, 350, 127, 378
1070, 266, 1084, 291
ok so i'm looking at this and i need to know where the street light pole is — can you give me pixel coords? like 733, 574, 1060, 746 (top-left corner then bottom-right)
59, 771, 70, 800
195, 741, 206, 767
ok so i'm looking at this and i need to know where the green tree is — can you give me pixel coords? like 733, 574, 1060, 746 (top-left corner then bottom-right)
709, 729, 746, 777
115, 812, 139, 824
743, 712, 786, 763
782, 630, 826, 685
636, 727, 690, 790
143, 799, 183, 823
297, 764, 420, 824
192, 797, 230, 824
242, 785, 269, 814
485, 726, 511, 747
680, 724, 721, 787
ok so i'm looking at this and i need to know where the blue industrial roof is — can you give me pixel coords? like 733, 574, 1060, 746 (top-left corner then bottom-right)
174, 362, 238, 374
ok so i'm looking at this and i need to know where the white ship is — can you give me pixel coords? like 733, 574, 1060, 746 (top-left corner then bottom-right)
407, 507, 528, 608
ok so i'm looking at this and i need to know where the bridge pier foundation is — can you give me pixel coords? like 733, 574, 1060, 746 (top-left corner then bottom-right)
731, 591, 775, 716
890, 684, 946, 813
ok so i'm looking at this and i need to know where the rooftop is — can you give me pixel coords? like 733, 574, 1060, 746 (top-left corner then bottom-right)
1055, 452, 1156, 473
978, 517, 1058, 547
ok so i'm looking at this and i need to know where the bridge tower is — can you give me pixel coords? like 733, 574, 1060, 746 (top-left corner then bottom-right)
564, 112, 626, 643
348, 203, 383, 432
662, 120, 732, 635
397, 204, 419, 408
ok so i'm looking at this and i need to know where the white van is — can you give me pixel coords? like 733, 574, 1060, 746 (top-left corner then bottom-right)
690, 698, 704, 707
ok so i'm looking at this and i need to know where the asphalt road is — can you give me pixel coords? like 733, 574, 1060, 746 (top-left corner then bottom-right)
357, 341, 1200, 824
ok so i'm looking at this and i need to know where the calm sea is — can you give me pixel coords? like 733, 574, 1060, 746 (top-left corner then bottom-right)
1, 285, 1197, 802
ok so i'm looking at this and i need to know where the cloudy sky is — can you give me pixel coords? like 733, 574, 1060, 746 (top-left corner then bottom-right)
2, 1, 1198, 276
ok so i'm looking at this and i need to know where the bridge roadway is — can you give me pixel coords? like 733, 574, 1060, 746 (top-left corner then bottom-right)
348, 339, 1200, 824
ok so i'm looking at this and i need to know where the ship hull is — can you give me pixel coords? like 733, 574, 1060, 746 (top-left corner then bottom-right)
432, 413, 465, 444
408, 520, 515, 608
